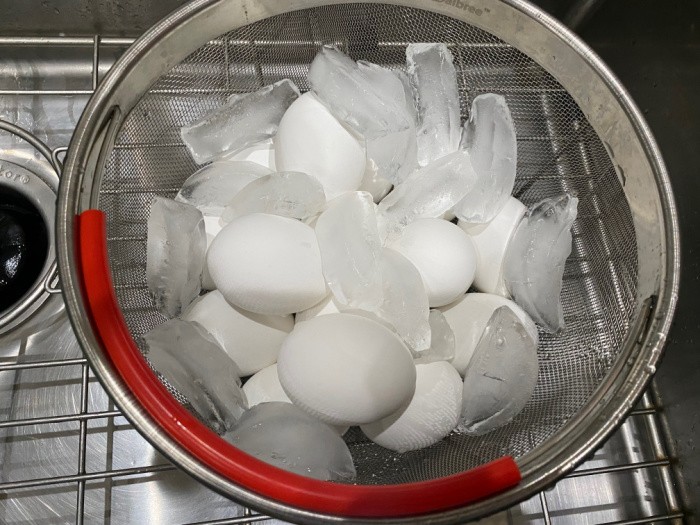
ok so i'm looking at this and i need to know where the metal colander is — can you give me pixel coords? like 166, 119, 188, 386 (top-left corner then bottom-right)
56, 0, 679, 523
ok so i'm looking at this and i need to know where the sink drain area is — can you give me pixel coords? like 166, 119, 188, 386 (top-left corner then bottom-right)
0, 185, 49, 313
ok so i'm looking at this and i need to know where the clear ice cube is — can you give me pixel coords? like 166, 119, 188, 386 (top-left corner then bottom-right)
357, 61, 418, 183
454, 94, 517, 223
315, 191, 383, 310
223, 402, 356, 481
503, 194, 578, 333
146, 196, 206, 317
221, 171, 326, 222
415, 310, 456, 364
175, 161, 272, 216
311, 48, 417, 184
366, 128, 418, 186
359, 161, 393, 204
309, 46, 412, 140
142, 319, 247, 434
395, 69, 419, 125
406, 43, 461, 166
375, 248, 431, 352
459, 306, 538, 435
181, 79, 300, 164
377, 149, 477, 242
222, 138, 276, 170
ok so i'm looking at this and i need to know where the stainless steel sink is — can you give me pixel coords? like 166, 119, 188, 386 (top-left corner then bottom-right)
0, 1, 693, 523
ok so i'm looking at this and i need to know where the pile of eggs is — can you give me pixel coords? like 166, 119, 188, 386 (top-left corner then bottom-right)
143, 44, 573, 478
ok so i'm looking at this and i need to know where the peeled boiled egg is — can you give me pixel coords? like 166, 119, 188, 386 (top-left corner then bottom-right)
277, 313, 416, 426
440, 292, 538, 376
458, 196, 526, 296
361, 361, 462, 452
275, 92, 365, 199
182, 290, 293, 376
390, 218, 477, 307
207, 213, 327, 315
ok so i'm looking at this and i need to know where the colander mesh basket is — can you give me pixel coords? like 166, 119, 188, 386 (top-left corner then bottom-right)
58, 0, 678, 521
100, 3, 637, 483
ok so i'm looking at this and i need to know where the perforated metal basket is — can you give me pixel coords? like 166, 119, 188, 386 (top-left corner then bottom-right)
56, 0, 680, 522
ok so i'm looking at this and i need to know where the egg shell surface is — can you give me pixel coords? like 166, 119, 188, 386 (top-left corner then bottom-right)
440, 292, 539, 376
390, 218, 477, 307
207, 213, 327, 315
459, 196, 526, 296
361, 361, 462, 452
277, 313, 416, 426
275, 92, 365, 199
183, 290, 293, 376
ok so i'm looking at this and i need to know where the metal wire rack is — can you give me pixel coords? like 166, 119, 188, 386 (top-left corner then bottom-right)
0, 34, 686, 524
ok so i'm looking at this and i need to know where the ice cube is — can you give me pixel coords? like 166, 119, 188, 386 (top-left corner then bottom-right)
310, 48, 417, 184
146, 196, 206, 317
377, 149, 477, 242
181, 79, 300, 164
222, 138, 276, 170
395, 69, 419, 125
356, 61, 418, 183
357, 61, 410, 108
309, 46, 412, 140
176, 161, 272, 217
459, 306, 538, 435
415, 310, 455, 364
315, 192, 384, 310
366, 128, 418, 186
221, 171, 326, 222
406, 43, 461, 166
503, 194, 578, 333
142, 319, 247, 434
454, 94, 517, 223
359, 161, 393, 203
375, 248, 431, 352
223, 402, 356, 481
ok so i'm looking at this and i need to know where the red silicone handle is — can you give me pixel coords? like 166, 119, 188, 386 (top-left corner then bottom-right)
78, 209, 521, 518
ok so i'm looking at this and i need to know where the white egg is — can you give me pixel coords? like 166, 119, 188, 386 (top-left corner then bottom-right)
207, 213, 327, 315
361, 361, 462, 452
223, 138, 276, 170
241, 366, 349, 435
458, 196, 526, 297
275, 92, 365, 199
295, 294, 341, 323
201, 215, 224, 291
182, 290, 293, 376
440, 293, 538, 376
390, 218, 477, 307
242, 364, 292, 407
277, 313, 416, 426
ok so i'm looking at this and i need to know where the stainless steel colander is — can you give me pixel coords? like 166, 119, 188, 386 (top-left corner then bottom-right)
56, 0, 680, 522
